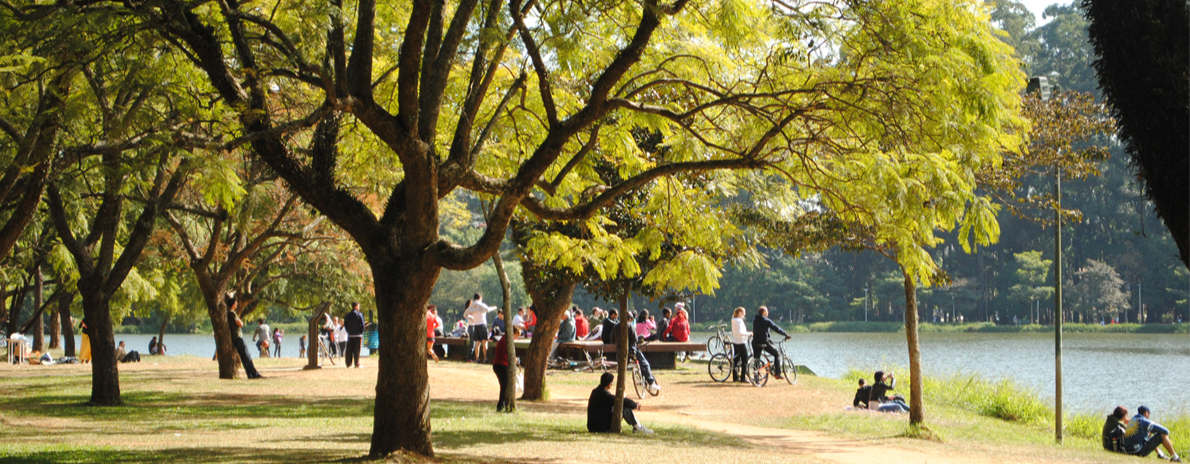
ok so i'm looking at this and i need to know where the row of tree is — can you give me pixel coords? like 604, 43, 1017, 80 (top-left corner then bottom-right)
2, 0, 1183, 459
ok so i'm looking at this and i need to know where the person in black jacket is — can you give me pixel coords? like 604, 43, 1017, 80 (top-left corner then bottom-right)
225, 295, 262, 379
600, 309, 619, 345
1102, 405, 1129, 452
751, 306, 791, 379
587, 372, 653, 434
869, 371, 908, 412
647, 308, 671, 342
853, 379, 871, 409
344, 302, 366, 368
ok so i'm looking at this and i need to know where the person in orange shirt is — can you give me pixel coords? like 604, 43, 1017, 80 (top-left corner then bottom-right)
426, 304, 440, 362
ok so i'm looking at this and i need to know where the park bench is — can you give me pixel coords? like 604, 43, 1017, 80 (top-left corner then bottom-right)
556, 340, 705, 369
435, 336, 531, 362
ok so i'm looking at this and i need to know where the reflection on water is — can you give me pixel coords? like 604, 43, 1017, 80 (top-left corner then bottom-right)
79, 330, 1189, 415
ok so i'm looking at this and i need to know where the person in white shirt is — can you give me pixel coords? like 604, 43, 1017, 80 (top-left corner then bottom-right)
511, 307, 527, 333
464, 293, 497, 362
334, 317, 348, 356
730, 307, 752, 383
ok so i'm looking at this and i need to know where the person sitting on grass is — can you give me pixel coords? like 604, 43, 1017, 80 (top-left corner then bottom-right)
587, 372, 654, 434
1122, 405, 1181, 462
852, 379, 870, 409
1103, 406, 1130, 453
114, 341, 141, 363
868, 371, 909, 413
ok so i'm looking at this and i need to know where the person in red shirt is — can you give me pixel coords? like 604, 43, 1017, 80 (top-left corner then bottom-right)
426, 304, 440, 362
574, 307, 589, 339
493, 326, 520, 412
663, 307, 691, 342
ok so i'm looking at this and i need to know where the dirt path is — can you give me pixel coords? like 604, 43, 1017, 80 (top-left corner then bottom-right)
426, 363, 1015, 464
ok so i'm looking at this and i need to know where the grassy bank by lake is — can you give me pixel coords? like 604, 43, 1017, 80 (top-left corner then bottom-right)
689, 321, 1190, 334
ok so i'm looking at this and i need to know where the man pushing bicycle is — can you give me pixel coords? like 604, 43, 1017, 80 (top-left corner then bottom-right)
752, 306, 791, 380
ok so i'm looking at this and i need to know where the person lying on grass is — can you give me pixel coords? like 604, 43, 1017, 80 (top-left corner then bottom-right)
1122, 405, 1182, 462
587, 372, 654, 435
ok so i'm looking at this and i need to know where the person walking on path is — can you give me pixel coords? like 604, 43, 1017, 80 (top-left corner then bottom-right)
344, 302, 365, 368
493, 327, 520, 412
751, 306, 791, 379
464, 293, 496, 362
426, 305, 440, 362
253, 319, 271, 358
730, 307, 752, 383
226, 296, 262, 379
272, 328, 283, 358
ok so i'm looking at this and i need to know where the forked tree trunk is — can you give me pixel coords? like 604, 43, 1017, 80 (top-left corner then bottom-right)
59, 292, 75, 357
369, 257, 440, 458
80, 285, 121, 406
521, 279, 578, 400
492, 250, 517, 412
902, 270, 924, 424
611, 284, 630, 433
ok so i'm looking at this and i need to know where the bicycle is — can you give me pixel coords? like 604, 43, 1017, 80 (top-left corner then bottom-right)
317, 335, 338, 365
746, 339, 797, 387
704, 323, 730, 356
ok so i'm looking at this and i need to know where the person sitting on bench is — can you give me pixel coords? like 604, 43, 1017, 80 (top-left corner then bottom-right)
587, 372, 653, 434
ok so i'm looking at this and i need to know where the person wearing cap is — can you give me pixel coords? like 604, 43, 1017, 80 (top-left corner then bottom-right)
1122, 405, 1181, 461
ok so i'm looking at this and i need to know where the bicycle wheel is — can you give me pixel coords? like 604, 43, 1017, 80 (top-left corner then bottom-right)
747, 356, 769, 387
706, 334, 724, 357
632, 365, 645, 399
781, 355, 797, 385
708, 353, 732, 382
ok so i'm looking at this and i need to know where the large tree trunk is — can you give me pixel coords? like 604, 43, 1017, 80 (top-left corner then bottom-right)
157, 313, 168, 350
521, 279, 579, 400
611, 284, 630, 433
80, 285, 121, 406
49, 295, 61, 350
369, 257, 439, 458
903, 270, 924, 425
59, 292, 75, 357
32, 265, 44, 351
6, 286, 25, 337
492, 250, 517, 412
195, 275, 240, 379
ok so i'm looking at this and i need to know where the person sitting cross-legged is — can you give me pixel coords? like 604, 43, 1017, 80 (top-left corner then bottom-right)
587, 372, 653, 434
1122, 405, 1182, 462
868, 371, 909, 413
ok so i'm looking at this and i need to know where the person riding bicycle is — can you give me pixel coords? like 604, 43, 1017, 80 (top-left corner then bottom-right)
751, 306, 791, 380
614, 311, 660, 395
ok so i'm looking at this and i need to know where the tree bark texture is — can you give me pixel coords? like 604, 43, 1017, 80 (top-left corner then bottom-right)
6, 287, 24, 338
80, 286, 121, 405
611, 284, 630, 433
369, 258, 440, 458
520, 278, 578, 400
59, 292, 75, 357
902, 270, 924, 424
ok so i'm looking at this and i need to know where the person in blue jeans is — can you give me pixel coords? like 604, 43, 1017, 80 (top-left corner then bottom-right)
868, 371, 909, 413
1123, 405, 1182, 462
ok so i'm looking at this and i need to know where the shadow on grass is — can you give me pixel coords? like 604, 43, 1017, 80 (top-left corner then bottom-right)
0, 389, 374, 421
0, 446, 366, 464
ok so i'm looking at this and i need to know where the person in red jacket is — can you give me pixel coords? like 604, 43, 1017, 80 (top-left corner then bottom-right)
426, 304, 440, 362
493, 326, 520, 412
663, 307, 691, 342
574, 307, 589, 339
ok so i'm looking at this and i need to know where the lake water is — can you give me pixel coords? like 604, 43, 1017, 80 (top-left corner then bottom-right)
82, 331, 1190, 415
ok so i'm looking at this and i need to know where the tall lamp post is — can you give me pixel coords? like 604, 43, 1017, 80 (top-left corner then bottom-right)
1028, 76, 1064, 444
863, 288, 869, 322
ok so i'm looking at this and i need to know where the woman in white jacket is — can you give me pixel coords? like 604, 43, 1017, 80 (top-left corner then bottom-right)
731, 307, 752, 383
